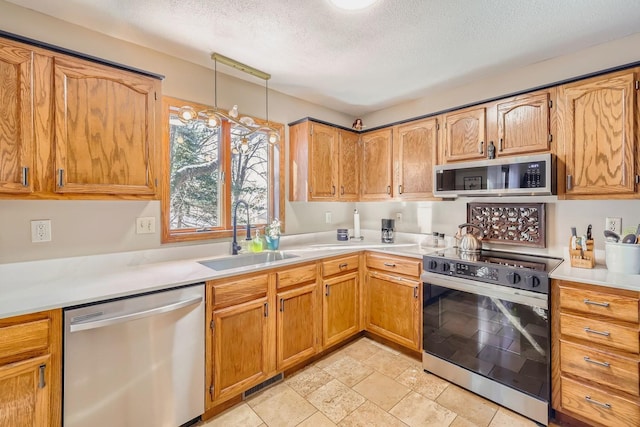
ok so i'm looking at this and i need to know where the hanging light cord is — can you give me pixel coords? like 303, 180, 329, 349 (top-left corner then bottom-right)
265, 79, 269, 124
214, 58, 218, 109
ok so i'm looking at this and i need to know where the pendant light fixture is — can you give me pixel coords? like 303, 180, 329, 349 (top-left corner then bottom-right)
177, 53, 280, 147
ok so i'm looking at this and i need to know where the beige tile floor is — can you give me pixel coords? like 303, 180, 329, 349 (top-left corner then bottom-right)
199, 337, 549, 427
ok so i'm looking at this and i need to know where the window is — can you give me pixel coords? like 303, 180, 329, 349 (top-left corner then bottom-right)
161, 96, 284, 243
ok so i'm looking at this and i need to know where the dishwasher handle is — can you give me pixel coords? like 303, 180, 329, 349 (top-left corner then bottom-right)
69, 295, 203, 333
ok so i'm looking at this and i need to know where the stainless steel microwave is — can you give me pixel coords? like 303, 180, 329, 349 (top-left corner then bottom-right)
433, 153, 554, 197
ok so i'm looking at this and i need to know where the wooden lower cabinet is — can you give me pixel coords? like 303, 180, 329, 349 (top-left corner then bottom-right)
323, 271, 360, 347
0, 310, 61, 427
276, 262, 320, 371
552, 279, 640, 426
364, 270, 421, 351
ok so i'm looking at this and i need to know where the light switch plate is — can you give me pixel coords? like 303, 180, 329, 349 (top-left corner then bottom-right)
136, 217, 156, 234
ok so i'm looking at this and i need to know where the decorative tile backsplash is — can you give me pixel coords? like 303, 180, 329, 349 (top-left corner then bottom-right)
467, 202, 546, 248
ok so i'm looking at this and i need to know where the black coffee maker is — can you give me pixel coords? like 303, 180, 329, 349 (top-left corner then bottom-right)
381, 219, 395, 243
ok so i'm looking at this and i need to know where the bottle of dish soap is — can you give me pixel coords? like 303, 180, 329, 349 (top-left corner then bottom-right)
251, 228, 264, 253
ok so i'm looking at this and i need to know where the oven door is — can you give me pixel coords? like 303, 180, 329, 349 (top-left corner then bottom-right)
422, 272, 549, 424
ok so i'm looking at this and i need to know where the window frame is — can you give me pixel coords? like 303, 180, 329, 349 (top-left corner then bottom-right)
161, 96, 285, 243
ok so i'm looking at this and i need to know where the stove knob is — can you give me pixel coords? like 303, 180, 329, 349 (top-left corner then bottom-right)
506, 272, 521, 284
440, 262, 451, 273
525, 275, 541, 288
428, 260, 438, 270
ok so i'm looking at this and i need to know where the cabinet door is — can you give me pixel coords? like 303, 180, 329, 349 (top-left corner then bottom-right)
558, 71, 637, 196
309, 122, 338, 200
53, 56, 158, 195
0, 40, 34, 194
361, 128, 393, 200
337, 130, 360, 200
365, 271, 421, 350
276, 283, 319, 370
443, 106, 486, 162
497, 92, 551, 156
394, 118, 438, 199
211, 297, 273, 403
0, 355, 50, 427
323, 271, 359, 347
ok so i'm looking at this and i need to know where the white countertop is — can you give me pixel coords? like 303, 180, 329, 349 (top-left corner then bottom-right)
0, 231, 435, 320
2, 231, 639, 320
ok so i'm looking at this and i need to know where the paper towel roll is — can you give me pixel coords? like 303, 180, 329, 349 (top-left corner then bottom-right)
353, 209, 360, 239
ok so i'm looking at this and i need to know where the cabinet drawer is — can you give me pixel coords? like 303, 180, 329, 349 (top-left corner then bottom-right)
561, 340, 639, 396
366, 253, 421, 278
561, 376, 640, 427
210, 274, 269, 308
322, 255, 359, 277
0, 319, 50, 360
559, 286, 639, 323
560, 313, 639, 354
276, 263, 317, 289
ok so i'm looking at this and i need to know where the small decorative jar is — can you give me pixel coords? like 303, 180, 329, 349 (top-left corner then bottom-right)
337, 229, 349, 241
265, 218, 281, 250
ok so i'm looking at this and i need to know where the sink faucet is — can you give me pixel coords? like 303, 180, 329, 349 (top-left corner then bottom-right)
231, 200, 251, 255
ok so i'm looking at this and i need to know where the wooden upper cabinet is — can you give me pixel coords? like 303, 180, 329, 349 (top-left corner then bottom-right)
495, 91, 551, 156
52, 56, 159, 195
289, 121, 359, 201
337, 129, 360, 200
557, 70, 637, 197
308, 122, 338, 200
361, 128, 393, 200
393, 117, 438, 199
443, 106, 486, 163
0, 39, 34, 194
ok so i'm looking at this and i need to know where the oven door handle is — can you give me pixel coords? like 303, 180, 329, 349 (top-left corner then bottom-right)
421, 272, 548, 309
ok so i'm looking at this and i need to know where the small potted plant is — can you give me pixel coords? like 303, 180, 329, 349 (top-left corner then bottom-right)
264, 218, 281, 250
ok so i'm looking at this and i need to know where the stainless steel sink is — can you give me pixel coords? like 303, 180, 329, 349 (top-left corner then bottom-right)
198, 251, 299, 271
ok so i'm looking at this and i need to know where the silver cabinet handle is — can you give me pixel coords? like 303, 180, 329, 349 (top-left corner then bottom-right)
264, 302, 269, 317
38, 364, 46, 388
341, 186, 345, 195
398, 185, 403, 194
280, 298, 284, 312
325, 284, 330, 296
70, 296, 202, 332
584, 299, 609, 308
58, 169, 65, 187
339, 263, 348, 269
22, 166, 29, 187
413, 286, 419, 299
383, 263, 396, 268
498, 138, 503, 152
584, 396, 611, 409
583, 356, 610, 368
566, 174, 573, 190
478, 141, 484, 154
386, 185, 391, 195
584, 327, 610, 337
332, 185, 336, 195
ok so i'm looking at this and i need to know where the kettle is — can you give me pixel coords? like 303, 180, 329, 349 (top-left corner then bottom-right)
455, 223, 484, 253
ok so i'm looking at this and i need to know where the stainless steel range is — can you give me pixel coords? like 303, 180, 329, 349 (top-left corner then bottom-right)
421, 249, 562, 425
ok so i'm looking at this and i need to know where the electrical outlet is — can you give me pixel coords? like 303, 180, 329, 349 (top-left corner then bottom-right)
324, 211, 332, 224
605, 217, 622, 234
136, 217, 156, 234
31, 220, 52, 243
395, 212, 403, 223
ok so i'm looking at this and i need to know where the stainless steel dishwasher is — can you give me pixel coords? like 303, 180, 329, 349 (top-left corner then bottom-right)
63, 283, 205, 427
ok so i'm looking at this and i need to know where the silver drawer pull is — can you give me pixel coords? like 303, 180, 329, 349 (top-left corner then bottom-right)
584, 299, 610, 308
584, 356, 610, 368
585, 396, 611, 410
584, 327, 610, 337
383, 263, 396, 268
339, 263, 348, 269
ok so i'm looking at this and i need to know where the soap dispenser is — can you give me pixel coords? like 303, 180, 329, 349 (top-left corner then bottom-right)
251, 228, 264, 253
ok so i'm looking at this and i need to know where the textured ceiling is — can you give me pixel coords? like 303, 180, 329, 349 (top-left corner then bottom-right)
7, 0, 640, 115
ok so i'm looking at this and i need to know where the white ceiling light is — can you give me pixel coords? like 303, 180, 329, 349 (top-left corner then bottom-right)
329, 0, 378, 10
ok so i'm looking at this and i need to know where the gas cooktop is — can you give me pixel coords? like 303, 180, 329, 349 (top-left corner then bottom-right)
422, 249, 563, 295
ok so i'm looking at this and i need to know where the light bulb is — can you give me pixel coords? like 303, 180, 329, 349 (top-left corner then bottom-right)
177, 106, 196, 123
240, 138, 249, 153
268, 130, 280, 144
329, 0, 378, 10
228, 105, 239, 118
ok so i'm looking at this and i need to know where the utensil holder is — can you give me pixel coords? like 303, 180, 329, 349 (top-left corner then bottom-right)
569, 237, 595, 268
